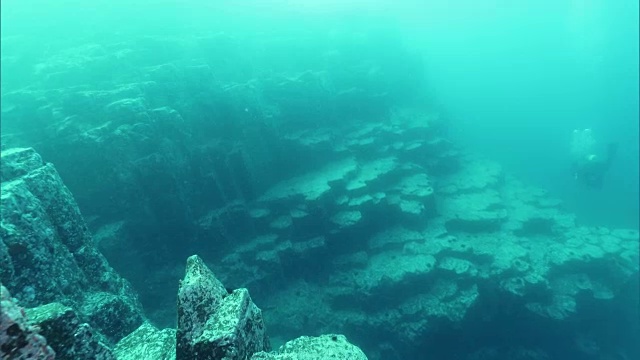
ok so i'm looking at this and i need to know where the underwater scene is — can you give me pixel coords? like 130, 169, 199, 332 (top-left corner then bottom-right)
1, 1, 638, 359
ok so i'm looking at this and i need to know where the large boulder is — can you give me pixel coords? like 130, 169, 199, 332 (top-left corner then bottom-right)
176, 255, 270, 360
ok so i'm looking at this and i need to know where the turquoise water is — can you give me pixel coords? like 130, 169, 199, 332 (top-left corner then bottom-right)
3, 0, 637, 228
407, 1, 639, 229
1, 1, 638, 359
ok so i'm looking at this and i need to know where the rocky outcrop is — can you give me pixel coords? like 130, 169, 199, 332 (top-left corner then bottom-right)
25, 302, 115, 360
0, 147, 367, 359
0, 147, 145, 344
1, 31, 432, 331
1, 286, 116, 359
176, 255, 270, 360
0, 285, 55, 359
113, 255, 365, 360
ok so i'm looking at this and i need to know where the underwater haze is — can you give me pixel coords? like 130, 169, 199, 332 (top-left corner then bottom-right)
405, 0, 640, 229
1, 1, 639, 359
3, 0, 638, 227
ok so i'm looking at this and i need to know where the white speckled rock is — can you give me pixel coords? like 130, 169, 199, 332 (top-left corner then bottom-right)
251, 334, 367, 360
114, 322, 175, 360
176, 255, 269, 360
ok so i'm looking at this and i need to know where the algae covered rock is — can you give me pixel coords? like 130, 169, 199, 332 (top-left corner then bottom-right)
176, 255, 270, 360
441, 190, 507, 233
0, 285, 55, 359
25, 302, 115, 360
114, 322, 176, 360
251, 334, 367, 360
0, 147, 144, 344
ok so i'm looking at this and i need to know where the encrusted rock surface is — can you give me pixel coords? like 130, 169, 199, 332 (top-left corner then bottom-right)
176, 255, 270, 360
0, 147, 145, 345
111, 254, 366, 360
251, 334, 367, 360
114, 322, 176, 360
0, 285, 55, 359
25, 302, 115, 360
1, 147, 367, 359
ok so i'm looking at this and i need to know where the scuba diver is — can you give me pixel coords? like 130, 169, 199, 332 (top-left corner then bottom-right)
570, 128, 618, 189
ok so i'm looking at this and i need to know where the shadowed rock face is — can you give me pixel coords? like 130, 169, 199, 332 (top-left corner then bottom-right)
0, 147, 145, 346
24, 302, 116, 360
252, 334, 368, 360
2, 284, 117, 360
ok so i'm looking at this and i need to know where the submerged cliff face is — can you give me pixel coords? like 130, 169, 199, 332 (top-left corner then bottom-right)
0, 148, 367, 360
1, 31, 431, 327
1, 30, 638, 360
0, 147, 145, 345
